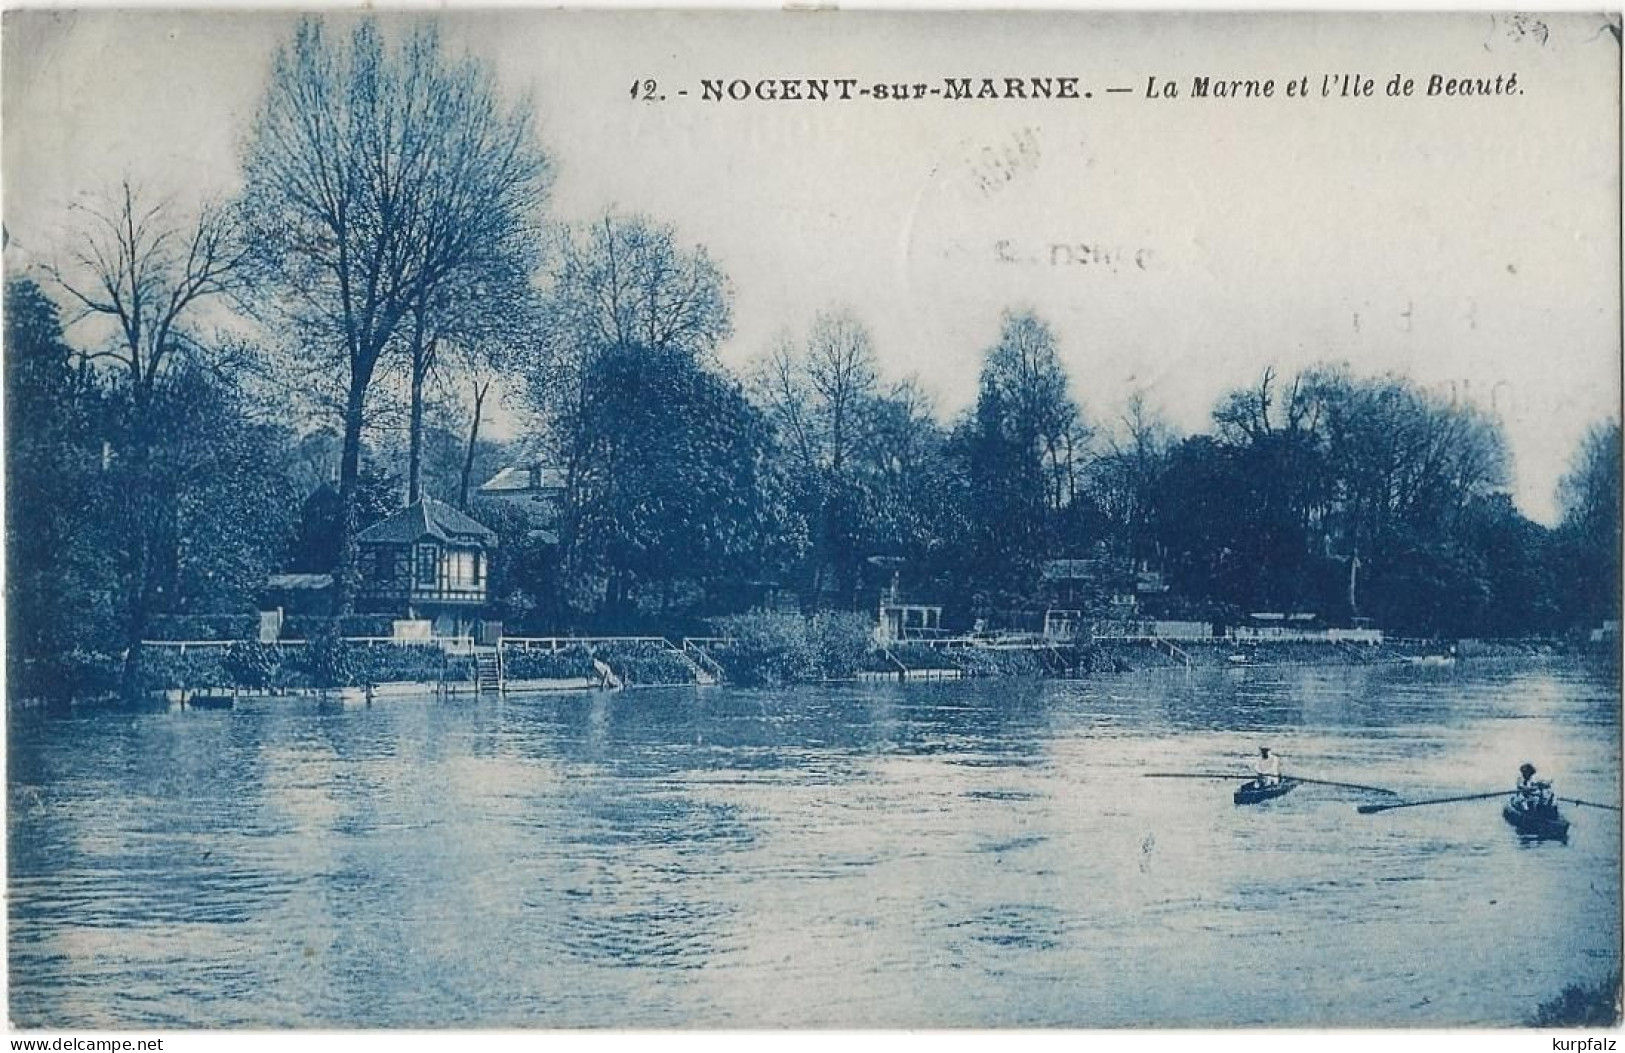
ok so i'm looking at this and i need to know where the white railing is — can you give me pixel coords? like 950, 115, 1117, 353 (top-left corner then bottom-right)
681, 636, 736, 649
141, 635, 475, 654
500, 636, 676, 651
1225, 627, 1384, 644
139, 639, 251, 654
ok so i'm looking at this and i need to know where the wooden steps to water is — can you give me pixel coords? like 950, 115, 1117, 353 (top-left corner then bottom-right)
474, 649, 504, 694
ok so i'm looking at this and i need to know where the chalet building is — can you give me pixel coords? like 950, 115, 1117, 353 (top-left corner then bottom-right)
354, 497, 497, 638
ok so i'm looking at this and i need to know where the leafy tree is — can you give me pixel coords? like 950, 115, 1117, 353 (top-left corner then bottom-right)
565, 344, 777, 626
1554, 419, 1622, 628
469, 497, 563, 634
1456, 493, 1560, 637
4, 279, 119, 698
980, 309, 1087, 514
955, 373, 1048, 609
6, 275, 301, 697
527, 213, 739, 619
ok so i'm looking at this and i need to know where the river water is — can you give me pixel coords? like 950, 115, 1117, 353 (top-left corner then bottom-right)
8, 659, 1620, 1028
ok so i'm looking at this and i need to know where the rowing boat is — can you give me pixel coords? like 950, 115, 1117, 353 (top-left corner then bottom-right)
1503, 794, 1570, 840
1234, 779, 1296, 805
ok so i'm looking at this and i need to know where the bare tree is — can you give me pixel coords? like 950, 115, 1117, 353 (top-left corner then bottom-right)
857, 375, 939, 486
803, 308, 879, 475
543, 212, 732, 364
1089, 391, 1178, 559
531, 212, 731, 468
240, 18, 548, 610
749, 331, 821, 477
399, 255, 542, 504
750, 308, 881, 477
49, 181, 245, 405
457, 371, 499, 512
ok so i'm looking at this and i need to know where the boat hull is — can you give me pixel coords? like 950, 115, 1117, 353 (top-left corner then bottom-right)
1503, 801, 1570, 840
1234, 779, 1295, 805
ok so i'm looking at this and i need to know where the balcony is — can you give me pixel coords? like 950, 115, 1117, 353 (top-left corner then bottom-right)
360, 583, 487, 606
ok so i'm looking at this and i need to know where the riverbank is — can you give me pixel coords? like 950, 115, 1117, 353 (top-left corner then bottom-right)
17, 630, 1597, 710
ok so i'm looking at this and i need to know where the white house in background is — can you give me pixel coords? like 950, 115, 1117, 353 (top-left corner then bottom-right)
477, 463, 566, 517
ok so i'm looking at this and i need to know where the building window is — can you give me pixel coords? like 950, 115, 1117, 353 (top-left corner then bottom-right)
416, 544, 438, 586
443, 549, 478, 589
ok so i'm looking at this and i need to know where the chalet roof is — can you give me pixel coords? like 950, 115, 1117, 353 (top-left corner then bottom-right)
354, 497, 497, 547
479, 464, 567, 494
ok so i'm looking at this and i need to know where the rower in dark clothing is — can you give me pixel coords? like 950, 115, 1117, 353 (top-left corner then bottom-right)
1517, 762, 1555, 811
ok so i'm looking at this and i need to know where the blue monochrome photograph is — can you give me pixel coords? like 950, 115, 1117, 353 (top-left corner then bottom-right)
3, 9, 1620, 1032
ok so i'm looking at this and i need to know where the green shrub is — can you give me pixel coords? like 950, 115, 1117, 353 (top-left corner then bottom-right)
348, 643, 453, 684
709, 611, 883, 684
710, 612, 820, 686
13, 649, 123, 701
949, 647, 1044, 678
858, 649, 904, 673
222, 642, 282, 689
299, 632, 359, 688
134, 647, 230, 691
887, 643, 959, 671
807, 612, 875, 679
594, 642, 697, 685
502, 644, 596, 680
281, 614, 399, 641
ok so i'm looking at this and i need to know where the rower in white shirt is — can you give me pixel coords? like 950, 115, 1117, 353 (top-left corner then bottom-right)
1254, 746, 1282, 786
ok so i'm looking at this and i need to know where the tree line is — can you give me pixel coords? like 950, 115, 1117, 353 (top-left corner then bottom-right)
7, 18, 1620, 698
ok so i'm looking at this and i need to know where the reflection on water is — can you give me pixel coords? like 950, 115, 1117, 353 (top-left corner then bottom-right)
9, 661, 1621, 1027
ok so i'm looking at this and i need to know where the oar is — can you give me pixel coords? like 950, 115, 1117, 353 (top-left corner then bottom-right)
1281, 775, 1398, 796
1357, 790, 1511, 815
1558, 797, 1623, 812
1144, 772, 1397, 795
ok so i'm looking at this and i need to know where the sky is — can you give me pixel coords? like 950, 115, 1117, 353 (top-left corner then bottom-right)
3, 9, 1619, 523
